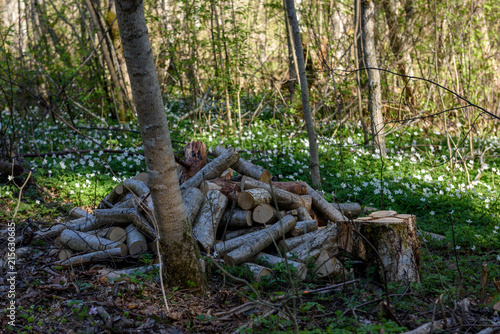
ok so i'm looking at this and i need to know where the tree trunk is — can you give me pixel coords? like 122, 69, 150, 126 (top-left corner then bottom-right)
284, 0, 322, 188
337, 211, 420, 284
361, 0, 387, 157
115, 0, 204, 287
381, 0, 415, 105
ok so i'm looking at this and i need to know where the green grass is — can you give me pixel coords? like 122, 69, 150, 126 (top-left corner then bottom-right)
1, 105, 500, 333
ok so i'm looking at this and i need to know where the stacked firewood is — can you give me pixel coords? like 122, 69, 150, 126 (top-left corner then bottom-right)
39, 143, 420, 284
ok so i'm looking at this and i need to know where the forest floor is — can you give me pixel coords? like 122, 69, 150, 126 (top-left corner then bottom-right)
1, 111, 500, 333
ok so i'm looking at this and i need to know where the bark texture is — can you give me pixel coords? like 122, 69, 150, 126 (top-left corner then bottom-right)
284, 0, 322, 188
361, 0, 387, 157
115, 0, 203, 286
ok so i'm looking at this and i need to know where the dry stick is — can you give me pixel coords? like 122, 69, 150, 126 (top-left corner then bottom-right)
13, 171, 32, 219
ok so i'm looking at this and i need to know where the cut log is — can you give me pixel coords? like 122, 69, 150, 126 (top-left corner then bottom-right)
240, 262, 272, 282
221, 226, 266, 241
220, 168, 233, 180
337, 212, 420, 284
243, 177, 304, 209
213, 145, 271, 183
60, 229, 128, 256
277, 230, 322, 253
180, 141, 208, 184
297, 206, 313, 221
60, 248, 123, 267
224, 215, 297, 266
192, 190, 228, 251
215, 223, 278, 256
99, 184, 124, 207
238, 188, 272, 210
58, 249, 73, 261
125, 225, 147, 256
180, 147, 239, 192
182, 187, 205, 224
306, 184, 346, 222
300, 195, 312, 211
271, 181, 308, 195
369, 210, 397, 218
94, 208, 156, 239
202, 179, 240, 204
254, 252, 307, 280
122, 178, 149, 197
98, 264, 160, 281
286, 224, 338, 263
69, 207, 93, 220
331, 202, 362, 219
93, 227, 127, 243
291, 220, 318, 237
222, 209, 253, 228
313, 249, 346, 277
113, 192, 138, 209
33, 216, 100, 240
252, 204, 276, 225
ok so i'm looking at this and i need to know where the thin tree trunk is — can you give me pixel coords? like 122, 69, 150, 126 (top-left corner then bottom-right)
115, 0, 204, 287
381, 0, 415, 105
86, 0, 127, 122
284, 0, 322, 189
361, 0, 387, 157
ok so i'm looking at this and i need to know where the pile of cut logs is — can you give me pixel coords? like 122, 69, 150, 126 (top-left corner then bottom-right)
34, 143, 421, 284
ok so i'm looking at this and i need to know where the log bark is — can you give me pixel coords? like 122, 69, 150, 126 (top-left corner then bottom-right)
306, 184, 346, 222
286, 224, 338, 263
213, 145, 272, 183
182, 187, 205, 225
122, 178, 149, 197
337, 211, 420, 284
224, 215, 297, 266
94, 208, 156, 239
34, 216, 100, 240
60, 248, 123, 267
180, 141, 207, 184
113, 193, 138, 209
99, 184, 124, 207
313, 249, 346, 277
270, 181, 308, 195
220, 226, 266, 241
202, 179, 240, 204
300, 195, 312, 211
331, 202, 362, 219
278, 230, 321, 253
252, 204, 276, 225
192, 190, 228, 251
58, 249, 73, 261
222, 209, 253, 228
297, 206, 313, 221
240, 262, 272, 282
255, 252, 307, 280
60, 229, 128, 256
69, 207, 93, 220
291, 220, 318, 237
125, 224, 147, 256
180, 147, 239, 192
133, 172, 148, 183
243, 177, 304, 209
238, 188, 272, 210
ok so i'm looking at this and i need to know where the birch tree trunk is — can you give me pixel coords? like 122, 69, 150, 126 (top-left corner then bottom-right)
361, 0, 387, 157
115, 0, 204, 287
381, 0, 415, 105
284, 0, 322, 189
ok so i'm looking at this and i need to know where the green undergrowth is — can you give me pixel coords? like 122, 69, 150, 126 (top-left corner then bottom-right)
1, 104, 500, 332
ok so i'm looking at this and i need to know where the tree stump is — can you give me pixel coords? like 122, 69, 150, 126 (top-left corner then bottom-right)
337, 211, 420, 284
